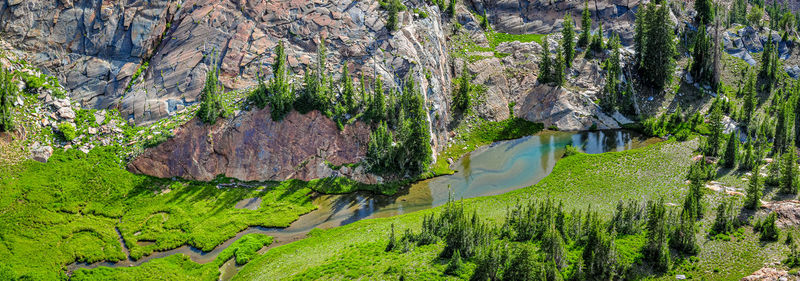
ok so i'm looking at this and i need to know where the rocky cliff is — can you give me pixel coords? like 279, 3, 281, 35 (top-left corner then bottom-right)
0, 1, 452, 143
128, 108, 376, 182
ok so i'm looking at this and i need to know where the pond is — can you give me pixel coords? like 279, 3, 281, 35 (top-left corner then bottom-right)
68, 129, 659, 276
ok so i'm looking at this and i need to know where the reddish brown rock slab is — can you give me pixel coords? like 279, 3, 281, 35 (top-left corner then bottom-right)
763, 200, 800, 228
128, 108, 370, 182
741, 267, 794, 281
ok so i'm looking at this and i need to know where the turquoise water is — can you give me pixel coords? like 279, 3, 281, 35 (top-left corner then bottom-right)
68, 129, 657, 273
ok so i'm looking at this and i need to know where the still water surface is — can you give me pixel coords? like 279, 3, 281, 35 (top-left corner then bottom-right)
68, 130, 658, 275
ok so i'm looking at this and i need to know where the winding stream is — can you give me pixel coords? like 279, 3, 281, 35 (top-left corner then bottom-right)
67, 129, 658, 277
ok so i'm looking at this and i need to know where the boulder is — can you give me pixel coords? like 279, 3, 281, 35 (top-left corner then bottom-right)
30, 143, 53, 163
128, 108, 372, 182
57, 107, 76, 120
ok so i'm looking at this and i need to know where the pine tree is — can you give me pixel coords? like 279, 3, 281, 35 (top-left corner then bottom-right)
198, 52, 225, 124
633, 4, 648, 68
504, 247, 541, 280
742, 73, 757, 127
267, 41, 295, 120
561, 13, 576, 68
0, 67, 15, 132
643, 198, 670, 272
340, 64, 357, 116
745, 165, 763, 209
723, 133, 739, 168
711, 200, 733, 235
743, 139, 756, 170
579, 1, 592, 48
453, 65, 472, 113
538, 37, 553, 84
387, 0, 401, 31
670, 207, 698, 255
638, 2, 676, 89
695, 0, 714, 25
368, 78, 387, 123
708, 101, 724, 156
398, 75, 433, 176
444, 249, 464, 276
589, 22, 604, 52
781, 145, 798, 194
542, 224, 567, 269
448, 0, 457, 17
553, 49, 566, 87
691, 23, 714, 87
767, 153, 783, 186
761, 212, 780, 241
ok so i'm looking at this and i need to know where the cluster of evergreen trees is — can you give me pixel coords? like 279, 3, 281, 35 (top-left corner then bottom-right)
0, 67, 15, 132
197, 52, 227, 125
244, 38, 432, 178
634, 1, 676, 90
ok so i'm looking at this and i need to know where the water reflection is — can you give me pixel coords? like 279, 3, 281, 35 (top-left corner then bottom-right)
68, 130, 657, 274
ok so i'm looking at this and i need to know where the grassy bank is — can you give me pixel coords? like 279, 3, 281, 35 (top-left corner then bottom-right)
233, 139, 794, 280
0, 148, 315, 280
431, 118, 544, 175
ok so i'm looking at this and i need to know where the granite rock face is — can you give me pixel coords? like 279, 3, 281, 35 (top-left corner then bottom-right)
128, 108, 372, 182
1, 0, 452, 150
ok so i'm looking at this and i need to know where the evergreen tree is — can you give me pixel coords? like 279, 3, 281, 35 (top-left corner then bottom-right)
504, 247, 542, 281
589, 22, 604, 53
643, 198, 670, 272
694, 0, 714, 25
761, 212, 780, 241
0, 67, 15, 132
723, 133, 739, 168
670, 207, 698, 255
198, 52, 226, 124
579, 1, 592, 48
542, 224, 567, 269
781, 145, 799, 194
691, 23, 714, 87
685, 177, 705, 219
637, 2, 677, 89
742, 73, 757, 127
339, 64, 357, 116
561, 14, 576, 68
767, 152, 784, 186
445, 249, 465, 276
398, 75, 433, 176
386, 0, 402, 31
448, 0, 456, 17
775, 102, 795, 154
743, 139, 756, 170
745, 165, 763, 210
633, 4, 647, 68
453, 65, 472, 113
266, 41, 294, 121
367, 121, 395, 174
368, 78, 387, 123
708, 101, 724, 156
553, 50, 566, 87
711, 199, 734, 235
539, 37, 553, 84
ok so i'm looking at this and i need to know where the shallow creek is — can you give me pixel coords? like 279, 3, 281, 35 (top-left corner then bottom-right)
67, 129, 659, 278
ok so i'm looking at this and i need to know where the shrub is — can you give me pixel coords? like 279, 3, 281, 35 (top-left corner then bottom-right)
58, 122, 77, 141
563, 145, 581, 157
761, 213, 780, 242
0, 67, 15, 132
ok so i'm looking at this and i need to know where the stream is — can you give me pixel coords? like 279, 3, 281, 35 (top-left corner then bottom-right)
67, 129, 659, 278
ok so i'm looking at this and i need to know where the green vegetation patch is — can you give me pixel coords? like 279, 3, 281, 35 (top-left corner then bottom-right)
71, 254, 219, 281
431, 118, 544, 175
0, 147, 315, 279
234, 140, 697, 280
486, 32, 546, 48
215, 234, 273, 266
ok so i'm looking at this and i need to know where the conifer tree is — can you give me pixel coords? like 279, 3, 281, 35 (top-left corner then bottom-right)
340, 64, 357, 115
579, 1, 592, 48
781, 145, 799, 194
711, 200, 733, 235
538, 37, 553, 84
590, 22, 604, 52
643, 198, 670, 272
742, 73, 757, 127
0, 67, 15, 132
561, 14, 576, 68
761, 212, 780, 241
745, 165, 763, 209
368, 78, 387, 123
708, 101, 724, 156
453, 65, 472, 113
691, 23, 714, 87
553, 49, 566, 87
670, 207, 698, 255
542, 224, 567, 269
723, 133, 739, 168
695, 0, 714, 25
637, 2, 676, 89
266, 41, 294, 121
767, 153, 784, 186
198, 52, 225, 124
743, 139, 756, 170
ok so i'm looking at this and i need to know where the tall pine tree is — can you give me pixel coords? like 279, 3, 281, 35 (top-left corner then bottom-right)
561, 13, 576, 69
579, 1, 592, 48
